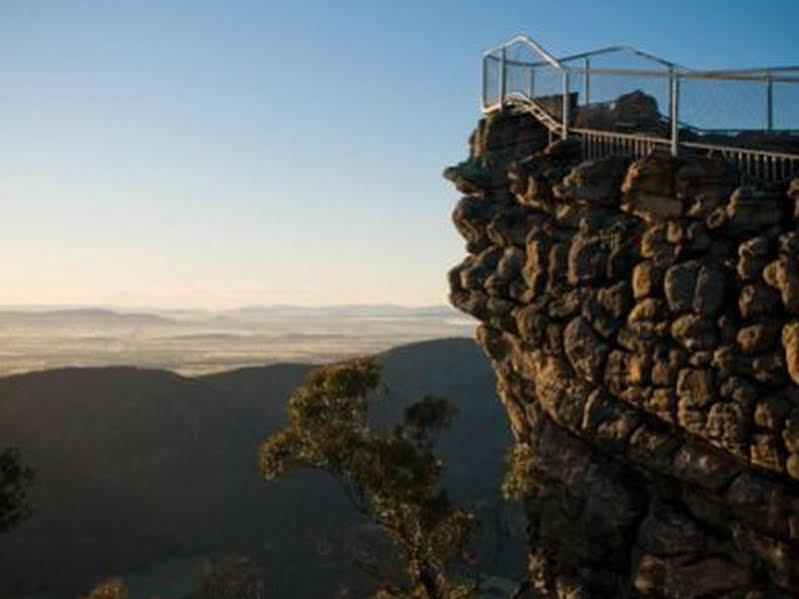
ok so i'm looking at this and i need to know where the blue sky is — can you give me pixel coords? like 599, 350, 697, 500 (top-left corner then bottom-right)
1, 1, 797, 309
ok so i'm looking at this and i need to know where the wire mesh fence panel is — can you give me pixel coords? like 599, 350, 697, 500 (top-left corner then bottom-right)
561, 47, 671, 72
773, 78, 799, 132
503, 40, 544, 102
504, 62, 533, 100
483, 54, 500, 107
576, 73, 669, 112
569, 72, 671, 138
529, 64, 565, 116
679, 77, 770, 134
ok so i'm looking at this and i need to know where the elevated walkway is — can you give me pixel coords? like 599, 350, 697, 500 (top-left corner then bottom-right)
483, 35, 799, 183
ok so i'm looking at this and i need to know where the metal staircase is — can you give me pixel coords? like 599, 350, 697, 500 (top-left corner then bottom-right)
520, 98, 563, 137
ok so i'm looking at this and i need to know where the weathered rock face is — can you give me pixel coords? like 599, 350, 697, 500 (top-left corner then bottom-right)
446, 108, 799, 597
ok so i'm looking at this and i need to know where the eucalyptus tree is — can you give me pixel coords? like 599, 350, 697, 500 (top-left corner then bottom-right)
259, 358, 481, 598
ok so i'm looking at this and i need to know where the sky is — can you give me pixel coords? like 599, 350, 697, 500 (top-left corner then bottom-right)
1, 1, 797, 310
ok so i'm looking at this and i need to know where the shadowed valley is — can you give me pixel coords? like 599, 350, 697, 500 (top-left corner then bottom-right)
0, 338, 523, 598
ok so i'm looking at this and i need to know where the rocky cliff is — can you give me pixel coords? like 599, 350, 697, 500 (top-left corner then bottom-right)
445, 108, 799, 597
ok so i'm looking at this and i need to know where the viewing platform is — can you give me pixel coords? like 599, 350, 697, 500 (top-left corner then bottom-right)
483, 35, 799, 183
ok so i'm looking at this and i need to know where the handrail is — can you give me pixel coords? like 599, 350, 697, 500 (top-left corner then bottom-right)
681, 70, 799, 82
689, 65, 799, 76
570, 127, 670, 145
681, 141, 799, 162
484, 53, 799, 82
483, 34, 563, 70
481, 34, 799, 182
483, 41, 686, 72
557, 45, 684, 71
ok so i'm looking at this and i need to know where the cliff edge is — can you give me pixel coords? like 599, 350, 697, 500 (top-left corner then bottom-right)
445, 108, 799, 597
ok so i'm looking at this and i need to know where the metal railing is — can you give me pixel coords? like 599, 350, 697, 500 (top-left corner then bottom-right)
482, 35, 799, 182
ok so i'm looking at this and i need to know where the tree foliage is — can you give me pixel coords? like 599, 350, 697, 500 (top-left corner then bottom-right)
201, 555, 265, 599
259, 358, 479, 598
81, 578, 128, 599
501, 443, 536, 502
0, 446, 34, 534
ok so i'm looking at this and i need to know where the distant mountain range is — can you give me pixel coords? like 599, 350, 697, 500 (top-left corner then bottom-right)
0, 304, 465, 323
0, 308, 173, 327
0, 338, 522, 598
0, 305, 476, 378
226, 304, 461, 318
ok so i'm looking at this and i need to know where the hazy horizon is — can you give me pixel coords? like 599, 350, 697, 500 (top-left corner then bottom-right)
0, 302, 475, 377
0, 301, 461, 313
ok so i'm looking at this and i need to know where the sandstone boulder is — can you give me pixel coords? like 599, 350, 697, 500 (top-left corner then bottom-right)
543, 138, 582, 162
662, 260, 724, 316
629, 298, 668, 323
495, 246, 525, 280
754, 396, 790, 430
459, 247, 502, 290
737, 235, 771, 281
597, 281, 632, 319
764, 254, 799, 314
567, 234, 608, 285
739, 284, 780, 320
787, 453, 799, 480
676, 368, 714, 408
790, 178, 799, 218
611, 90, 661, 132
621, 155, 683, 222
640, 224, 671, 259
564, 316, 609, 383
522, 236, 550, 297
451, 195, 495, 251
443, 161, 490, 196
515, 304, 549, 346
687, 191, 727, 219
736, 320, 780, 354
664, 260, 701, 312
782, 321, 799, 385
750, 433, 782, 471
784, 410, 799, 454
553, 156, 630, 206
675, 155, 738, 201
706, 401, 748, 455
693, 265, 724, 316
487, 207, 538, 247
632, 260, 662, 299
725, 187, 784, 232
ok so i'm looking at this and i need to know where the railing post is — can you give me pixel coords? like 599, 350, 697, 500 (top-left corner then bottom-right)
584, 58, 590, 105
562, 70, 570, 140
766, 72, 773, 132
670, 71, 679, 156
667, 69, 673, 125
499, 47, 507, 108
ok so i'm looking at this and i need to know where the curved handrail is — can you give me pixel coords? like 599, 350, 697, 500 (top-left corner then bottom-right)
558, 45, 686, 72
483, 34, 564, 71
485, 35, 688, 72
